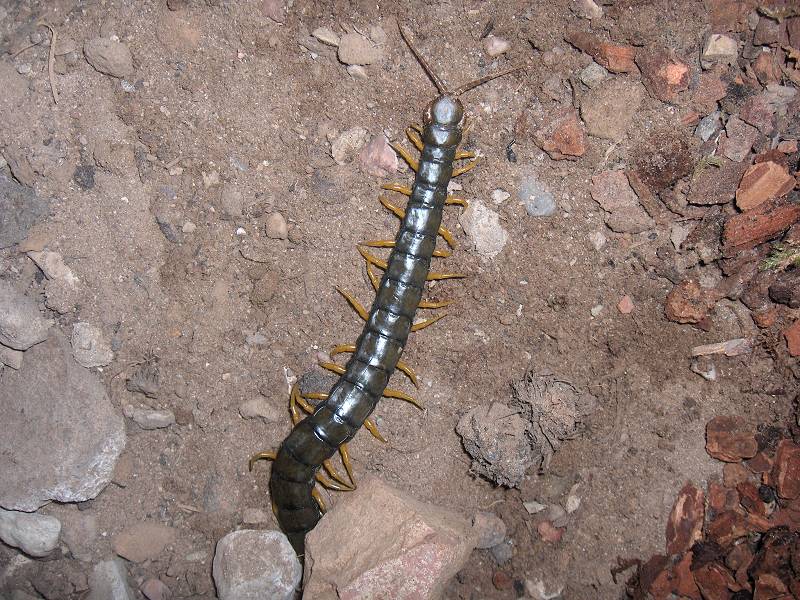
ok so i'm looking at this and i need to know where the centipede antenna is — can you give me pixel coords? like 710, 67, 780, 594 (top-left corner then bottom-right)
398, 23, 448, 95
451, 65, 525, 97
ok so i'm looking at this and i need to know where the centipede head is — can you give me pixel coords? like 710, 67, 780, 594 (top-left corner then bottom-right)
399, 22, 523, 121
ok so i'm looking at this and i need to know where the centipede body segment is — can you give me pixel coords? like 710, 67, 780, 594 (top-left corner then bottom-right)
251, 25, 521, 557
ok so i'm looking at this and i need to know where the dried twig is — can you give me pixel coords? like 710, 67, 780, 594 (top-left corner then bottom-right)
37, 21, 59, 105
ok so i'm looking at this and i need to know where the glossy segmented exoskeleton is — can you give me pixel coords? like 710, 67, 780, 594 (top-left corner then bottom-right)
251, 25, 521, 556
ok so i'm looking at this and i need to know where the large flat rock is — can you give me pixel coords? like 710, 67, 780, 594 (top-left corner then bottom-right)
0, 332, 126, 511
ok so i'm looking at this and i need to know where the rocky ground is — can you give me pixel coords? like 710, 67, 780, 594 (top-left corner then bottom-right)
0, 0, 798, 599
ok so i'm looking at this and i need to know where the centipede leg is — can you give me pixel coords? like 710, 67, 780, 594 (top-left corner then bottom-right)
363, 417, 387, 443
411, 314, 447, 332
248, 450, 276, 471
311, 487, 327, 513
383, 387, 423, 410
381, 183, 412, 196
332, 344, 418, 388
406, 127, 424, 151
427, 270, 465, 281
455, 150, 476, 160
445, 195, 467, 207
379, 196, 456, 248
452, 159, 479, 177
319, 361, 346, 375
390, 142, 419, 172
418, 299, 454, 309
336, 288, 369, 321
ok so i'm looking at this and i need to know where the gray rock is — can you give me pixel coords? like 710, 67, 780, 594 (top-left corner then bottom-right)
0, 280, 52, 350
0, 345, 23, 369
695, 111, 721, 142
11, 590, 43, 600
219, 184, 243, 219
578, 61, 608, 88
238, 396, 282, 422
472, 511, 507, 549
88, 559, 135, 600
337, 33, 382, 65
458, 200, 508, 260
213, 530, 301, 600
84, 38, 134, 78
490, 538, 514, 565
580, 79, 645, 141
123, 406, 175, 430
71, 322, 113, 368
0, 332, 126, 511
0, 175, 49, 249
0, 508, 61, 557
518, 175, 557, 216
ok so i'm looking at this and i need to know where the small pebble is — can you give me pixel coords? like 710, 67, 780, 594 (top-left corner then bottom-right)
16, 63, 32, 75
30, 31, 44, 44
238, 396, 281, 422
182, 221, 196, 233
490, 539, 513, 565
483, 35, 511, 57
71, 322, 114, 368
523, 500, 546, 514
537, 520, 564, 543
590, 304, 604, 317
141, 578, 171, 600
265, 212, 288, 239
617, 295, 634, 314
124, 406, 175, 430
312, 26, 340, 47
695, 111, 721, 141
491, 189, 510, 204
518, 175, 556, 217
579, 62, 609, 88
564, 483, 581, 513
588, 231, 607, 250
472, 511, 507, 549
492, 570, 513, 591
88, 559, 135, 600
337, 33, 381, 65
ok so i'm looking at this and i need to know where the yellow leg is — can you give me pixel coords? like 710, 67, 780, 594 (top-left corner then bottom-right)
331, 344, 357, 356
339, 443, 355, 487
407, 127, 424, 151
315, 470, 351, 491
366, 263, 380, 290
418, 298, 454, 309
411, 313, 447, 332
248, 450, 276, 471
362, 239, 395, 248
364, 417, 387, 443
455, 150, 476, 159
452, 159, 479, 177
427, 270, 465, 281
311, 487, 327, 513
383, 387, 423, 410
390, 142, 419, 172
319, 361, 346, 375
303, 392, 329, 401
337, 288, 369, 321
381, 183, 412, 196
433, 248, 452, 258
358, 245, 388, 270
396, 359, 419, 388
446, 195, 468, 207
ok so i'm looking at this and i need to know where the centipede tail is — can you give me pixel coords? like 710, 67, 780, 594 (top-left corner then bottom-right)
256, 25, 523, 558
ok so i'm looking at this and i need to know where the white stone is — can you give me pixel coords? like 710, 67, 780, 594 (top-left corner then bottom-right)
312, 26, 340, 47
0, 508, 61, 557
27, 250, 79, 285
0, 280, 53, 350
331, 126, 369, 164
701, 34, 738, 68
88, 559, 135, 600
213, 530, 301, 600
483, 35, 511, 57
458, 200, 509, 260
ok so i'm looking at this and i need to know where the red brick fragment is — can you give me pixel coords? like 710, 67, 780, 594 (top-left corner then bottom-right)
735, 161, 795, 211
706, 416, 758, 462
666, 483, 705, 555
753, 51, 783, 85
564, 31, 638, 73
783, 320, 800, 357
665, 279, 719, 324
772, 440, 800, 498
723, 200, 800, 256
533, 107, 586, 160
693, 563, 735, 600
636, 49, 690, 103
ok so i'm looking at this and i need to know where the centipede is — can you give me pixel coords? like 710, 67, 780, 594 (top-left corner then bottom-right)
250, 24, 522, 557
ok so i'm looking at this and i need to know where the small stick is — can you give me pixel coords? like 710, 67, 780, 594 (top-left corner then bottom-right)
37, 22, 59, 105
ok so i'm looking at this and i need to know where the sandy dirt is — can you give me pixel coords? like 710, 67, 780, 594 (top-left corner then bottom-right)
0, 0, 797, 599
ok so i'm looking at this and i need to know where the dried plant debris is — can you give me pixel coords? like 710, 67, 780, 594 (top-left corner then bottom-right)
511, 371, 597, 469
456, 371, 596, 487
126, 360, 160, 399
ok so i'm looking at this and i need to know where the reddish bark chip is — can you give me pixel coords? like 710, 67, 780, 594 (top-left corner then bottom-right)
723, 200, 800, 256
664, 279, 719, 324
783, 320, 800, 357
636, 49, 690, 103
708, 482, 739, 513
674, 552, 701, 599
735, 161, 795, 211
692, 563, 736, 600
706, 416, 758, 462
564, 31, 638, 73
737, 481, 769, 516
755, 573, 788, 598
666, 483, 705, 555
724, 542, 753, 572
533, 107, 586, 160
708, 511, 749, 547
772, 440, 800, 499
722, 463, 751, 488
745, 451, 774, 474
